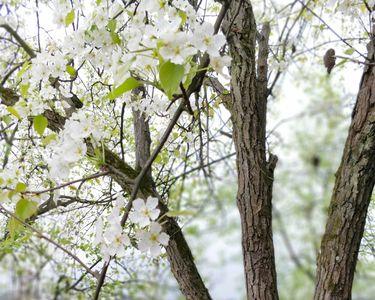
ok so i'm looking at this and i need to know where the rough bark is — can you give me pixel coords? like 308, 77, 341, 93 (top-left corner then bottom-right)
132, 87, 152, 177
314, 40, 375, 300
222, 1, 279, 299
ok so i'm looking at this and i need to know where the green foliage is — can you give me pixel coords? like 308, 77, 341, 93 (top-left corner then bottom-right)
106, 77, 140, 100
19, 83, 29, 98
15, 182, 27, 193
183, 64, 198, 89
88, 142, 106, 168
107, 19, 121, 45
6, 106, 21, 119
41, 133, 57, 146
17, 61, 30, 79
344, 48, 355, 55
8, 198, 38, 239
66, 65, 76, 77
33, 115, 48, 136
159, 61, 185, 99
65, 10, 75, 27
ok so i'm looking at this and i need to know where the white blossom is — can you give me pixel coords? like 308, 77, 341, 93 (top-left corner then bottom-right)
129, 196, 160, 227
137, 222, 170, 257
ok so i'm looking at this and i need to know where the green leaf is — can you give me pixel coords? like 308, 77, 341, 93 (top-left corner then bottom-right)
16, 199, 37, 221
41, 133, 57, 146
107, 20, 121, 45
159, 61, 185, 99
106, 77, 140, 100
183, 64, 198, 89
166, 210, 194, 217
17, 61, 30, 79
33, 115, 48, 136
335, 59, 348, 68
344, 48, 355, 55
66, 65, 76, 77
110, 32, 121, 45
20, 83, 30, 98
8, 198, 37, 238
2, 115, 12, 125
15, 182, 27, 193
107, 19, 117, 32
178, 10, 187, 25
7, 106, 21, 120
65, 10, 75, 27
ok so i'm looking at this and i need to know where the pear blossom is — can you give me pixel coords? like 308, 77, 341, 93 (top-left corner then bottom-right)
138, 0, 167, 14
137, 222, 170, 257
100, 222, 130, 262
159, 31, 196, 64
210, 55, 232, 75
129, 196, 160, 227
94, 194, 130, 261
192, 22, 226, 57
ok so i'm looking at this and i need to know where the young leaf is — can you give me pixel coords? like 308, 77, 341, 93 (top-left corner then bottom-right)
15, 182, 27, 193
159, 61, 185, 99
344, 48, 355, 55
107, 19, 121, 44
17, 61, 30, 79
65, 10, 75, 27
107, 19, 117, 32
110, 32, 121, 45
16, 198, 38, 220
106, 77, 140, 100
42, 133, 57, 146
8, 198, 38, 238
7, 106, 21, 120
66, 65, 76, 77
20, 83, 30, 98
33, 115, 48, 136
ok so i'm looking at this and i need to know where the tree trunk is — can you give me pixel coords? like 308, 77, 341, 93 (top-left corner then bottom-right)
222, 1, 279, 299
314, 40, 375, 299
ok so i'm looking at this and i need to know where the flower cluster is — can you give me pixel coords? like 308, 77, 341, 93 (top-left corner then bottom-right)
94, 196, 169, 260
130, 196, 169, 257
94, 195, 130, 262
46, 111, 105, 180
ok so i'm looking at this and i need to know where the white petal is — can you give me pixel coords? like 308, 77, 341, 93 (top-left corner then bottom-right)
133, 198, 145, 211
158, 232, 170, 246
116, 246, 126, 257
150, 222, 162, 233
138, 216, 151, 227
121, 234, 131, 246
138, 237, 151, 252
115, 194, 125, 207
146, 197, 158, 209
149, 209, 160, 220
150, 245, 162, 257
129, 211, 140, 223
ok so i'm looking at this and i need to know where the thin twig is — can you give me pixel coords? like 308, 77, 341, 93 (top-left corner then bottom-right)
9, 171, 110, 195
0, 203, 100, 279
